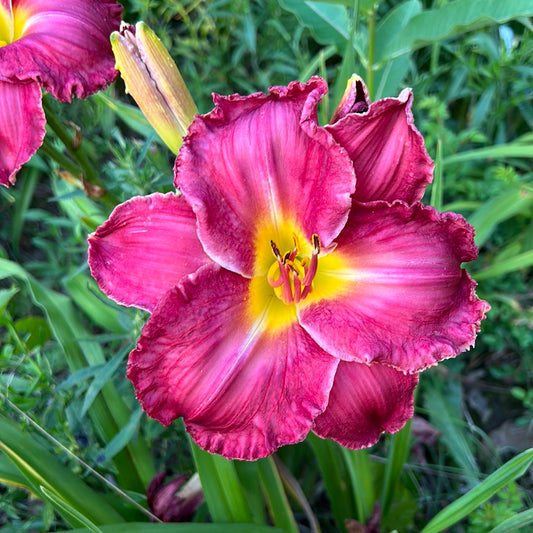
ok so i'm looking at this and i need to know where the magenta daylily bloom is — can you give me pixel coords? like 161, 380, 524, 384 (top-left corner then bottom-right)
89, 77, 489, 460
0, 0, 123, 186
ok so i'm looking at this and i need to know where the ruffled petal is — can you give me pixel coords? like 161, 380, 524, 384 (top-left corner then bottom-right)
298, 201, 490, 373
0, 0, 122, 101
176, 77, 355, 277
313, 361, 418, 449
127, 264, 339, 460
0, 79, 45, 187
326, 89, 433, 204
88, 193, 211, 313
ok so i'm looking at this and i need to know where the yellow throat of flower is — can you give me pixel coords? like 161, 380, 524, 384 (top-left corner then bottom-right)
248, 219, 347, 332
0, 5, 27, 47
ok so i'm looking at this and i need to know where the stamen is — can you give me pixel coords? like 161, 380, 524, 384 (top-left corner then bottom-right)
267, 235, 321, 304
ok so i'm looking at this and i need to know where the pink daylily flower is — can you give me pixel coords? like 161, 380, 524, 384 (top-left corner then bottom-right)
88, 77, 489, 460
0, 0, 123, 186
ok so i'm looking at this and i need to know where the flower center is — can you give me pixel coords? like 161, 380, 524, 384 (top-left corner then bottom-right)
0, 6, 26, 47
267, 234, 320, 305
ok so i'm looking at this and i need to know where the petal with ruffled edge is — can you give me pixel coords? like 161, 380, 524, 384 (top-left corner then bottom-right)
0, 0, 122, 101
0, 79, 45, 187
176, 77, 355, 277
313, 361, 418, 449
127, 263, 339, 460
298, 201, 490, 373
88, 193, 211, 313
326, 89, 433, 204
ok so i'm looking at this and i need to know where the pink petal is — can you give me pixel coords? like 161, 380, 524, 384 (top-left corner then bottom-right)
326, 89, 433, 204
0, 79, 45, 187
127, 264, 339, 460
313, 361, 418, 449
0, 0, 122, 101
88, 193, 211, 313
175, 77, 355, 277
298, 201, 490, 373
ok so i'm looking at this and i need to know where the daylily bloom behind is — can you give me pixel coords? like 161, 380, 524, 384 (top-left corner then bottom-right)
0, 0, 123, 187
111, 22, 197, 155
89, 77, 489, 460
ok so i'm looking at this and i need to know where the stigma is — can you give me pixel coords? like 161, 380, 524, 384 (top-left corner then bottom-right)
267, 234, 320, 304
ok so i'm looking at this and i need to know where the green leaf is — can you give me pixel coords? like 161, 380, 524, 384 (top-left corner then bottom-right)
467, 187, 533, 248
0, 415, 125, 527
65, 272, 133, 335
424, 379, 479, 484
0, 258, 155, 491
0, 285, 18, 314
189, 439, 253, 523
278, 0, 350, 49
257, 457, 299, 533
68, 524, 285, 533
474, 250, 533, 280
421, 448, 533, 533
375, 0, 533, 64
488, 508, 533, 533
307, 434, 354, 533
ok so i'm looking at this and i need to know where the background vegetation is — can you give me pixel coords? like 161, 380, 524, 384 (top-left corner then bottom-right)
1, 0, 532, 531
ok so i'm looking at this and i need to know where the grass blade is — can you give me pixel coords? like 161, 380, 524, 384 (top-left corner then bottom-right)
421, 448, 533, 533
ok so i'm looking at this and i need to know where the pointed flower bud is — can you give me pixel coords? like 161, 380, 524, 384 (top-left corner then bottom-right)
111, 22, 197, 154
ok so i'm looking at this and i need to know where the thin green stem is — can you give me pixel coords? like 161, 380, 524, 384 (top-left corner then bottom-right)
366, 7, 376, 100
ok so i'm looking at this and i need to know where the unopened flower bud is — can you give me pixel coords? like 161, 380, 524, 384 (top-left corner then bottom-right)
111, 22, 197, 154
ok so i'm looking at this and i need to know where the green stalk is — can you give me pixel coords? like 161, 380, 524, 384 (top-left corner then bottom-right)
341, 448, 375, 524
256, 457, 299, 533
379, 420, 412, 521
308, 434, 354, 533
189, 439, 253, 523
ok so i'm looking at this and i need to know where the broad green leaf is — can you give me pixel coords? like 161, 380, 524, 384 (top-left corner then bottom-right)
307, 434, 354, 533
467, 187, 533, 248
190, 439, 253, 523
0, 285, 18, 314
380, 420, 412, 521
444, 143, 533, 165
65, 272, 133, 335
40, 486, 104, 533
256, 457, 299, 533
69, 524, 285, 533
474, 250, 533, 280
341, 447, 375, 523
375, 0, 533, 64
373, 0, 421, 65
0, 415, 125, 527
0, 453, 30, 490
278, 0, 349, 49
421, 448, 533, 533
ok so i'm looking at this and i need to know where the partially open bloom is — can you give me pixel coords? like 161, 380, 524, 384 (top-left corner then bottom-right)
0, 0, 123, 187
111, 22, 197, 154
89, 76, 489, 460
